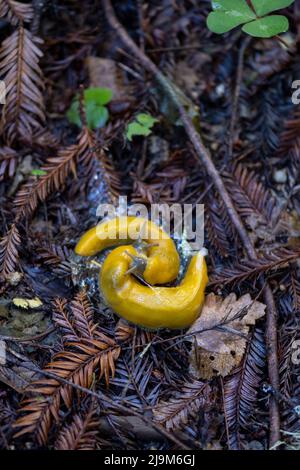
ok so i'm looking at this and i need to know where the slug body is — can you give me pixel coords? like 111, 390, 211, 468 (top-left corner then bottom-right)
75, 216, 208, 330
75, 216, 180, 285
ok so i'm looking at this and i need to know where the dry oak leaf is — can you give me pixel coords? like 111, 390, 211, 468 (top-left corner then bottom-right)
187, 293, 266, 380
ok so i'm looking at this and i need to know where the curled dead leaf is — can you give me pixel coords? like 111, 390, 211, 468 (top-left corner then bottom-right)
187, 293, 266, 379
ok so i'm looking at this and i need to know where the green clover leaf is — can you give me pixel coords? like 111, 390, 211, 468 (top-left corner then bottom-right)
242, 15, 289, 37
126, 113, 159, 141
251, 0, 295, 17
67, 87, 112, 130
207, 0, 294, 38
207, 0, 256, 33
84, 87, 112, 106
85, 101, 109, 129
136, 113, 159, 127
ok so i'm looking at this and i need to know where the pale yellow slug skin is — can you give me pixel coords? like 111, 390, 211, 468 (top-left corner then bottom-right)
100, 245, 208, 330
75, 216, 180, 285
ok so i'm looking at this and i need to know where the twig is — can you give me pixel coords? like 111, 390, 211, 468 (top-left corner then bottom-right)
102, 0, 280, 448
79, 85, 88, 129
274, 35, 290, 49
0, 327, 56, 343
147, 45, 204, 53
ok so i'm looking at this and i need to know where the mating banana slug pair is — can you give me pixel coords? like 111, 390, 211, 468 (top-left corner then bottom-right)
75, 216, 208, 330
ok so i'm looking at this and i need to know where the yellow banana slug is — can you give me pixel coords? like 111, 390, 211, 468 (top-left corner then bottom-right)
75, 216, 180, 285
75, 216, 208, 330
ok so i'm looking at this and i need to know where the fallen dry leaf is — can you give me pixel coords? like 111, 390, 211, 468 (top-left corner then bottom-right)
187, 293, 266, 379
0, 343, 42, 393
86, 56, 133, 100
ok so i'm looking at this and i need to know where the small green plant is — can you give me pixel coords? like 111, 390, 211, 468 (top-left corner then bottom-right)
207, 0, 295, 38
67, 87, 113, 130
126, 113, 159, 141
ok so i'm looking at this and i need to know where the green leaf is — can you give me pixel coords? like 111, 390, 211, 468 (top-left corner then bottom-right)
31, 169, 47, 176
67, 87, 112, 130
136, 113, 159, 127
211, 0, 255, 17
85, 102, 109, 129
207, 0, 256, 34
126, 113, 159, 141
251, 0, 295, 17
126, 123, 152, 141
84, 87, 113, 106
67, 101, 81, 127
242, 15, 289, 37
207, 11, 248, 33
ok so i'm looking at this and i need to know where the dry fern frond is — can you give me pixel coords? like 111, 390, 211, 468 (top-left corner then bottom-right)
13, 336, 120, 444
115, 319, 154, 347
53, 298, 80, 343
69, 291, 98, 340
14, 128, 97, 220
115, 319, 133, 343
77, 127, 97, 169
210, 248, 300, 287
0, 146, 18, 181
222, 329, 266, 450
206, 192, 237, 258
0, 26, 45, 143
279, 321, 298, 398
0, 0, 33, 25
14, 144, 78, 219
14, 291, 120, 445
153, 380, 211, 431
99, 149, 123, 203
37, 244, 71, 277
0, 223, 21, 281
54, 400, 99, 450
279, 320, 300, 433
277, 110, 300, 156
23, 128, 60, 150
290, 274, 300, 312
225, 164, 279, 227
54, 291, 99, 343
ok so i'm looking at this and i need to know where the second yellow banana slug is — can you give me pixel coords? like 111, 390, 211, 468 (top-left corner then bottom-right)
75, 216, 208, 330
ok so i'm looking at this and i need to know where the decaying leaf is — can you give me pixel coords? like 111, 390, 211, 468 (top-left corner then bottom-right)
86, 56, 133, 100
188, 293, 266, 379
0, 363, 38, 393
0, 308, 48, 339
0, 343, 42, 393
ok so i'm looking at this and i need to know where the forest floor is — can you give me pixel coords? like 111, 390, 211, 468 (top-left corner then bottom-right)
0, 0, 300, 451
